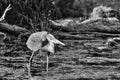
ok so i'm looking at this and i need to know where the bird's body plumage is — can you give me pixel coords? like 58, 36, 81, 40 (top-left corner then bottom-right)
26, 31, 48, 51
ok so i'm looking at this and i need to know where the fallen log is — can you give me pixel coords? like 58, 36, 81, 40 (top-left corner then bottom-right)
0, 23, 29, 36
0, 23, 30, 53
55, 32, 95, 40
50, 18, 120, 34
86, 32, 120, 37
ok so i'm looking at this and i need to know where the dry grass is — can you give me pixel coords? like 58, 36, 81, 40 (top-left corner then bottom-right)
0, 33, 120, 80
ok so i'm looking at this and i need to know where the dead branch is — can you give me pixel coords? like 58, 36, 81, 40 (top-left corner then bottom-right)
49, 19, 74, 27
50, 18, 120, 34
56, 32, 95, 40
0, 4, 12, 21
0, 23, 29, 36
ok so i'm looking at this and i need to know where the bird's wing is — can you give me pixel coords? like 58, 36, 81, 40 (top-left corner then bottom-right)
26, 31, 48, 51
46, 34, 65, 46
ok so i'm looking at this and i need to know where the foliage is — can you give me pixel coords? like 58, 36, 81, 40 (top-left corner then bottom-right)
55, 0, 120, 19
0, 0, 120, 32
0, 0, 62, 32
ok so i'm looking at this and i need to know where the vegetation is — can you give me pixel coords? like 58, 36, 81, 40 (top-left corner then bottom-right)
0, 0, 62, 33
0, 0, 120, 80
0, 0, 120, 32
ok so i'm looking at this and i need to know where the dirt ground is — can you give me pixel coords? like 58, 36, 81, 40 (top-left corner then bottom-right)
1, 35, 120, 80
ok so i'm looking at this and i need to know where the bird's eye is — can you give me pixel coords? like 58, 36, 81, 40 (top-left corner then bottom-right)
42, 38, 49, 47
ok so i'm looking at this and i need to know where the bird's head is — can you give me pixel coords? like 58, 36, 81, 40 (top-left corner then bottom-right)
46, 34, 65, 46
41, 34, 65, 54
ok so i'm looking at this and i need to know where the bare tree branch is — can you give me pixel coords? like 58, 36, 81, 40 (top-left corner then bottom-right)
0, 4, 12, 21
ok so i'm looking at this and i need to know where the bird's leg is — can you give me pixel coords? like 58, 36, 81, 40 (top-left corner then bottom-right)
29, 51, 35, 67
46, 52, 50, 73
27, 63, 32, 78
28, 51, 35, 77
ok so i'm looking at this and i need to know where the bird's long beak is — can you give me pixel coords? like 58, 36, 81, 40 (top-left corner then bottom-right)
46, 34, 65, 46
54, 39, 65, 46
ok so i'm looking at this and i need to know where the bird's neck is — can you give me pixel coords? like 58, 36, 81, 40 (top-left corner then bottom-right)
48, 42, 55, 53
42, 42, 55, 54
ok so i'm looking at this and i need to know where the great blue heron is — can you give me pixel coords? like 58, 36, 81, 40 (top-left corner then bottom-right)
26, 31, 65, 74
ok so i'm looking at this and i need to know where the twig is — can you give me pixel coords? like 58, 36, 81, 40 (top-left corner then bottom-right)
0, 4, 12, 21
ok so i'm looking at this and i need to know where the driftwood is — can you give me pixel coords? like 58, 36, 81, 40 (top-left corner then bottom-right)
1, 19, 120, 41
50, 18, 120, 34
0, 4, 12, 21
0, 23, 29, 36
79, 32, 120, 37
49, 5, 120, 34
0, 23, 29, 53
56, 32, 95, 40
0, 4, 29, 36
